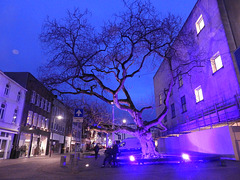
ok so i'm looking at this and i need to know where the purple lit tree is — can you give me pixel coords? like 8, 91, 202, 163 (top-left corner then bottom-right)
40, 1, 202, 158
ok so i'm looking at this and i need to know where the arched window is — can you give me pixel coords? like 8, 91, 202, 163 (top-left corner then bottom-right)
0, 103, 6, 120
4, 84, 10, 96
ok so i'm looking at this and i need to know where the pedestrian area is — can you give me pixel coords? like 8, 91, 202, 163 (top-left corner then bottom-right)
1, 151, 240, 180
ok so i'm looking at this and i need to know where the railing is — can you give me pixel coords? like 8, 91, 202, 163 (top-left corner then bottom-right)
160, 94, 240, 137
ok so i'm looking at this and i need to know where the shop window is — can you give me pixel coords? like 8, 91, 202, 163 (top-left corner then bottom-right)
171, 103, 176, 118
195, 86, 204, 103
195, 14, 205, 34
12, 109, 18, 123
4, 84, 10, 96
211, 52, 223, 73
0, 103, 6, 120
181, 96, 187, 113
27, 111, 33, 125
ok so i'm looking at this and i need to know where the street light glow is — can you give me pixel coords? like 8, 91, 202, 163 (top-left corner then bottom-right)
57, 115, 63, 120
123, 119, 126, 124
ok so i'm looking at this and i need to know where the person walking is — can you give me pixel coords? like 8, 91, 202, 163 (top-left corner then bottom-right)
112, 141, 119, 167
94, 143, 100, 160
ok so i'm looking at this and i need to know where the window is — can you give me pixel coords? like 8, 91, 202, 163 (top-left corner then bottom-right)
41, 98, 45, 109
33, 113, 38, 126
195, 14, 205, 34
44, 100, 48, 111
48, 102, 51, 112
31, 91, 36, 104
178, 74, 183, 87
181, 96, 187, 112
0, 103, 6, 120
195, 86, 204, 103
37, 115, 42, 128
12, 109, 18, 123
36, 94, 40, 106
4, 84, 10, 96
17, 91, 21, 102
211, 53, 223, 73
159, 94, 163, 106
27, 111, 33, 125
171, 103, 176, 118
45, 118, 49, 129
41, 116, 45, 129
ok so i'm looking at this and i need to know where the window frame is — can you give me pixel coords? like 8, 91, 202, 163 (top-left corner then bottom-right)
211, 52, 223, 73
195, 14, 205, 34
0, 103, 6, 120
195, 86, 204, 103
159, 94, 163, 106
181, 95, 187, 113
4, 84, 10, 96
171, 103, 176, 118
178, 74, 183, 87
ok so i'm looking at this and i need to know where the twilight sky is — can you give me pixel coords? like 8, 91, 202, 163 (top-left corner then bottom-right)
0, 0, 197, 122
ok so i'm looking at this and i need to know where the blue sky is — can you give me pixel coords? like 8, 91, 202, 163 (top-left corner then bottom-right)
0, 0, 197, 122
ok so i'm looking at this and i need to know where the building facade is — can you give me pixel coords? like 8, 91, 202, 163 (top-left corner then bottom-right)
5, 72, 54, 158
154, 0, 240, 135
0, 71, 26, 159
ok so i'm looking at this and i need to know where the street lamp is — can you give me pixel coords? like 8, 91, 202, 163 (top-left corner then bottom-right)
122, 119, 126, 140
111, 102, 115, 145
50, 115, 63, 157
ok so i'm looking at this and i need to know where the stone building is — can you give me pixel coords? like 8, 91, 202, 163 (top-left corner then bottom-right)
0, 71, 26, 159
154, 0, 240, 159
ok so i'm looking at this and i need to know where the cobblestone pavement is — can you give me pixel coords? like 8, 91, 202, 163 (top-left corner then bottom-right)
1, 151, 240, 180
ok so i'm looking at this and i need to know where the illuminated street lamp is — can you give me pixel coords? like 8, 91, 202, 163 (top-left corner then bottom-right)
122, 119, 126, 140
122, 119, 126, 124
50, 115, 63, 157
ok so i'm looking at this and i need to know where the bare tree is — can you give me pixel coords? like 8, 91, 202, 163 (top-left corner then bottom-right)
39, 1, 202, 158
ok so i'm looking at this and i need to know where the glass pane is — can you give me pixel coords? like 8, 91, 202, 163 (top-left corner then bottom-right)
215, 55, 223, 70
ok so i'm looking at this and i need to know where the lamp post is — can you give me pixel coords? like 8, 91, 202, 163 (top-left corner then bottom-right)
122, 119, 126, 140
50, 115, 63, 157
111, 102, 115, 145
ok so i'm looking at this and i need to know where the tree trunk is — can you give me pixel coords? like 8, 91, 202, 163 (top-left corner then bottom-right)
136, 132, 159, 158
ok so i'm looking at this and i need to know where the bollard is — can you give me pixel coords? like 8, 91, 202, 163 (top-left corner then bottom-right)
71, 158, 80, 174
70, 154, 74, 163
60, 156, 66, 167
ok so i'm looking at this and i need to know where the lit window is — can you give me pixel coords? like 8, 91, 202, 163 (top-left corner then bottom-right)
46, 118, 49, 129
37, 115, 42, 128
33, 113, 38, 126
195, 86, 204, 103
17, 91, 21, 102
211, 53, 223, 73
4, 84, 10, 96
171, 103, 176, 118
159, 94, 163, 105
31, 91, 36, 104
0, 103, 6, 120
27, 111, 33, 125
195, 14, 205, 34
181, 96, 187, 112
178, 74, 183, 87
12, 109, 18, 123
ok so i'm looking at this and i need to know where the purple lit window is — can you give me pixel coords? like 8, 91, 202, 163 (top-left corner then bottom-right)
178, 74, 183, 87
0, 103, 6, 120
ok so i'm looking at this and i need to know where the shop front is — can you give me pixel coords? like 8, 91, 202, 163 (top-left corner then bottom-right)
0, 129, 15, 159
18, 133, 48, 157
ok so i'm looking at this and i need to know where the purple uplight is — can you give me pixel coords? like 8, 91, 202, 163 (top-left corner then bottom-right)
129, 155, 136, 162
182, 153, 190, 161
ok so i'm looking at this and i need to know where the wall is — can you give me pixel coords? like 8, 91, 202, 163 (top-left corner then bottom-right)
159, 126, 235, 157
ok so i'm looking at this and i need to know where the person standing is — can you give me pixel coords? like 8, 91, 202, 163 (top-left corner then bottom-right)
112, 142, 119, 167
94, 143, 100, 160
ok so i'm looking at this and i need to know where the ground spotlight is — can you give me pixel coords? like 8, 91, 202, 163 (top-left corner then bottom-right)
181, 153, 190, 161
129, 155, 136, 162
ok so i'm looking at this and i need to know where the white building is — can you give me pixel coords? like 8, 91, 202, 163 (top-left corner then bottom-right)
0, 71, 26, 159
